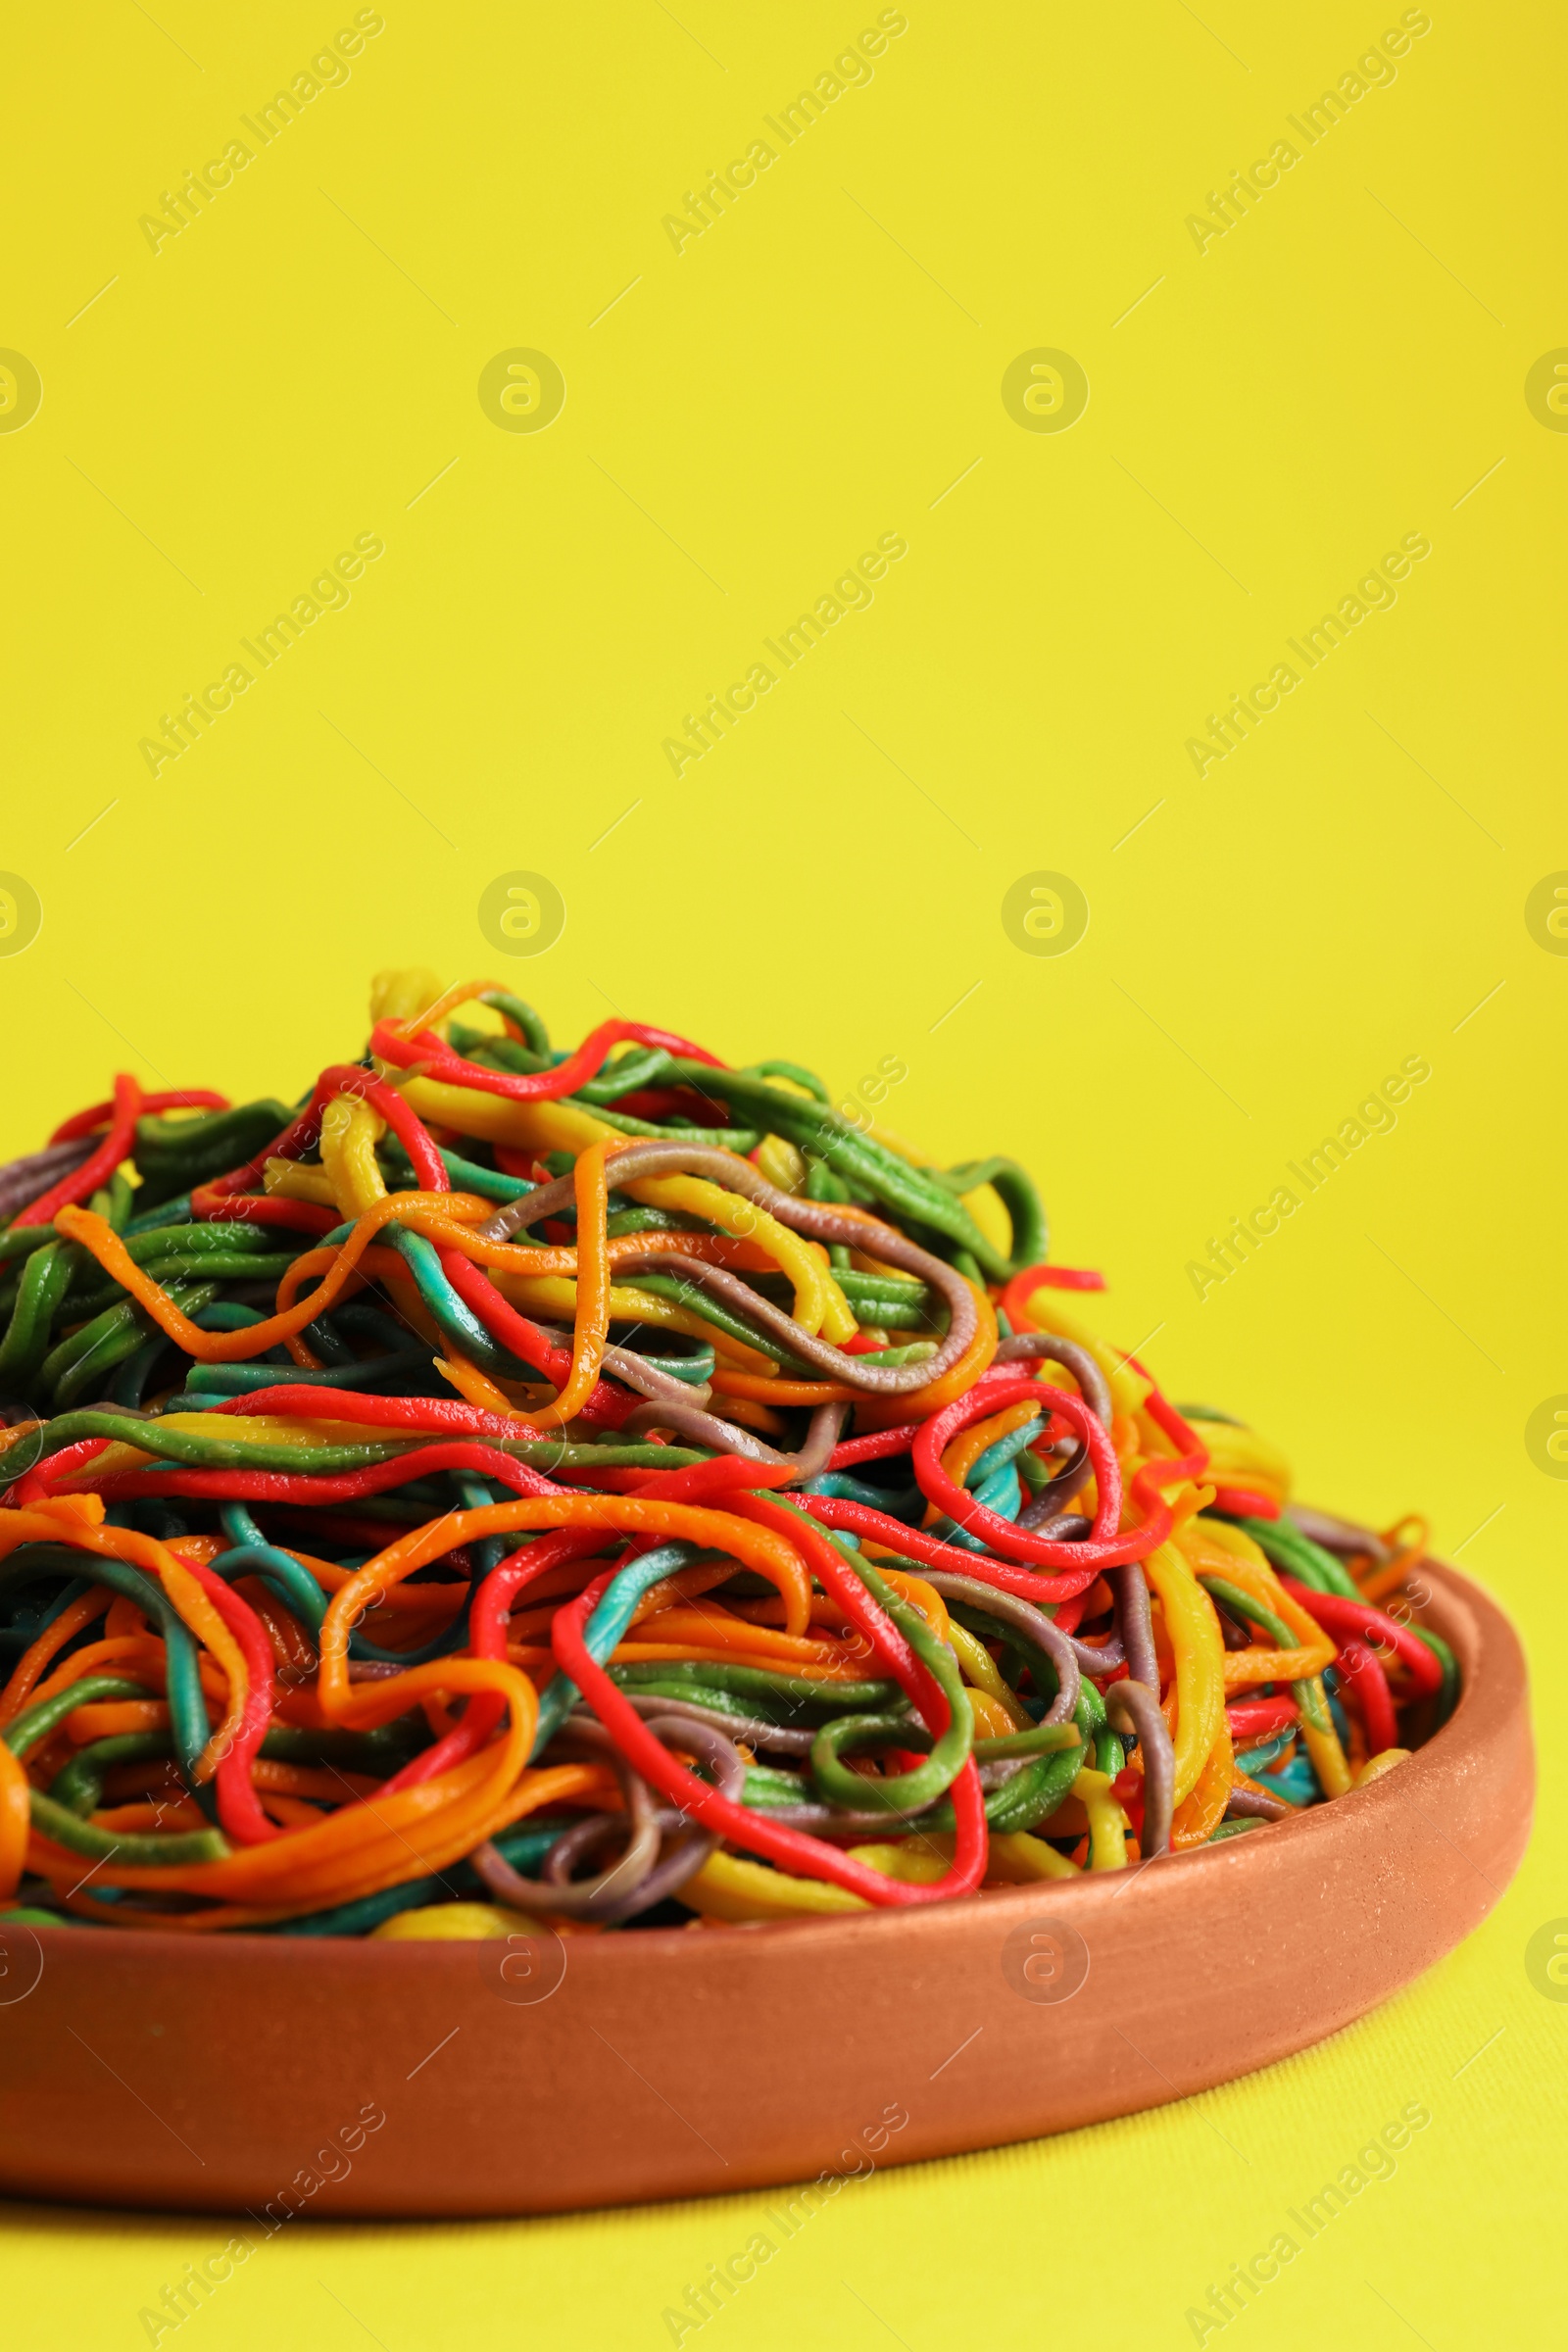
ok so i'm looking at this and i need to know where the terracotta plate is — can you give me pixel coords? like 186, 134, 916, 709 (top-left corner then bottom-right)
0, 1558, 1531, 2218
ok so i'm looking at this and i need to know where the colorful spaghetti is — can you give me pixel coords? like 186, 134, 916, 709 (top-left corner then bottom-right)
0, 971, 1458, 1936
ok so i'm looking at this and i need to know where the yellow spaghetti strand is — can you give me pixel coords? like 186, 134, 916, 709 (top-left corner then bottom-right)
1077, 1766, 1135, 1870
398, 1076, 617, 1160
1144, 1540, 1226, 1806
619, 1171, 856, 1343
319, 1094, 388, 1220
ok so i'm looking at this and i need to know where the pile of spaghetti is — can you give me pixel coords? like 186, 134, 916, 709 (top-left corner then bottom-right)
0, 972, 1457, 1937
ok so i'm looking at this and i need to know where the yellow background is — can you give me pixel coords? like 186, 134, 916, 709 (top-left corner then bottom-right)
2, 1, 1564, 2342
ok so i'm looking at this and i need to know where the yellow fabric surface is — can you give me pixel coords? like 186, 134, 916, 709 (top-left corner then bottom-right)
1, 0, 1561, 2342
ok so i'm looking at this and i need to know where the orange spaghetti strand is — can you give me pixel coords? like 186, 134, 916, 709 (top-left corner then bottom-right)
0, 1587, 111, 1723
529, 1140, 614, 1428
394, 1206, 776, 1282
0, 1510, 248, 1782
318, 1494, 816, 1690
855, 1284, 1000, 1428
22, 1636, 206, 1710
1171, 1718, 1234, 1848
922, 1397, 1043, 1528
941, 1398, 1043, 1492
614, 1605, 864, 1670
31, 1698, 573, 1909
610, 1643, 875, 1681
1357, 1516, 1432, 1605
42, 1761, 612, 1931
0, 1740, 32, 1903
29, 1702, 529, 1901
710, 1372, 855, 1403
53, 1195, 470, 1364
392, 978, 509, 1040
430, 1351, 550, 1427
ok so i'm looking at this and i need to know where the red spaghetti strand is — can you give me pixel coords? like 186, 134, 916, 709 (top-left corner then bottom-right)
20, 1074, 143, 1226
